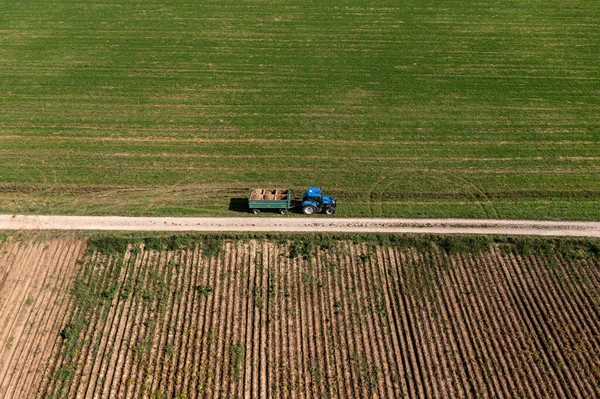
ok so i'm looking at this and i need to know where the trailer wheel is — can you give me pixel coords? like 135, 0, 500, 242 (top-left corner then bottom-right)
302, 205, 316, 215
324, 207, 335, 215
279, 208, 287, 215
251, 209, 261, 215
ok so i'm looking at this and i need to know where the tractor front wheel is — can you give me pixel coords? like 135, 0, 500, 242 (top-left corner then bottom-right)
324, 207, 335, 215
302, 205, 316, 215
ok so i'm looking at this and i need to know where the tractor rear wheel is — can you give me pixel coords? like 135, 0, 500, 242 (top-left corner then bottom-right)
302, 205, 316, 215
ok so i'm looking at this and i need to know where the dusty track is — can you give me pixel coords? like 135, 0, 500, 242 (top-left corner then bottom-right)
1, 215, 600, 237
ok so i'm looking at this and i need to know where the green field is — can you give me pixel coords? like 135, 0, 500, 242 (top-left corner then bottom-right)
1, 0, 599, 219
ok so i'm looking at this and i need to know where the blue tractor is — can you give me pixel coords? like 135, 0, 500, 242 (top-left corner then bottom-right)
302, 187, 337, 215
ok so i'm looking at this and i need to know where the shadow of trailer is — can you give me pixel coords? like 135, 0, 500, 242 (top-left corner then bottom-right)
228, 198, 249, 213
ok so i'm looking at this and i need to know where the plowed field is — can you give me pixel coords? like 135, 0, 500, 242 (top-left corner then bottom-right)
0, 235, 86, 399
36, 236, 599, 398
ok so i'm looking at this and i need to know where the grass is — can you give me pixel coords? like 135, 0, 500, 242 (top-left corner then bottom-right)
0, 0, 598, 220
229, 343, 245, 381
87, 235, 131, 255
80, 231, 600, 260
195, 285, 213, 298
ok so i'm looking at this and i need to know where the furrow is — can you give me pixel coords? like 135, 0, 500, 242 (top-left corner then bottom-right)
140, 250, 178, 398
211, 242, 236, 398
489, 247, 563, 398
495, 250, 570, 398
415, 250, 455, 398
203, 250, 227, 397
507, 250, 587, 397
478, 249, 540, 398
109, 248, 152, 398
293, 253, 309, 399
0, 241, 38, 383
313, 247, 341, 398
388, 247, 423, 398
62, 251, 118, 398
242, 241, 257, 398
325, 244, 353, 398
226, 241, 245, 397
266, 242, 278, 399
427, 250, 471, 398
144, 250, 178, 396
305, 248, 329, 397
258, 243, 270, 399
249, 243, 264, 398
25, 240, 86, 399
434, 250, 486, 397
517, 252, 595, 397
353, 244, 390, 397
150, 249, 184, 397
172, 249, 197, 397
283, 247, 297, 398
125, 250, 165, 399
551, 255, 600, 351
375, 246, 409, 397
462, 252, 514, 397
336, 242, 363, 397
39, 249, 99, 398
449, 252, 502, 397
2, 239, 62, 399
179, 247, 202, 396
75, 249, 130, 398
116, 249, 156, 399
31, 240, 86, 398
402, 250, 441, 398
185, 244, 207, 398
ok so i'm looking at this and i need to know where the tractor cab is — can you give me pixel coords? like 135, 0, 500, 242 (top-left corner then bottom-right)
301, 187, 336, 215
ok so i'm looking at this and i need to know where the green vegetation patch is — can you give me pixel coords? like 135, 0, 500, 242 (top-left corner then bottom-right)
229, 344, 245, 381
82, 231, 600, 259
86, 235, 131, 255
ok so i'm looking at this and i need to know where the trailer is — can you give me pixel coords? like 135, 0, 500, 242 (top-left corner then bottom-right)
248, 187, 337, 215
248, 188, 292, 214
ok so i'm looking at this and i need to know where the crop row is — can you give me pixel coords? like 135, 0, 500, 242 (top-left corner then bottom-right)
40, 238, 599, 398
0, 237, 85, 399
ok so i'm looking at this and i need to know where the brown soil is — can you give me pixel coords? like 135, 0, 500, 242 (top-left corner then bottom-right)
0, 235, 85, 399
5, 237, 596, 399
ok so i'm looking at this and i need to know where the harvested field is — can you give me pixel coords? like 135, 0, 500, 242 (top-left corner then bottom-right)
0, 235, 86, 399
39, 235, 600, 398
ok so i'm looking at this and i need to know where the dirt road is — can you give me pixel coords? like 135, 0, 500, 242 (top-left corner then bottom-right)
1, 215, 599, 237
